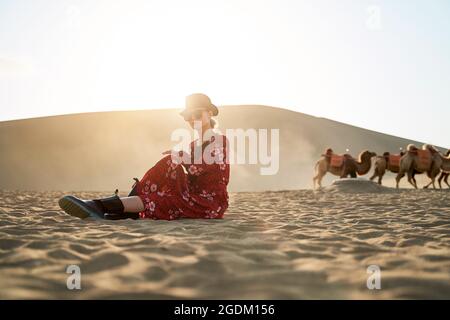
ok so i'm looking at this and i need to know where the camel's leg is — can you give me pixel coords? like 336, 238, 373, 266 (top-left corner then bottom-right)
425, 178, 436, 189
437, 172, 449, 189
370, 168, 378, 182
444, 173, 450, 188
437, 172, 444, 189
313, 173, 322, 189
431, 173, 438, 190
318, 173, 325, 188
411, 171, 418, 189
429, 169, 441, 189
313, 164, 318, 189
396, 172, 405, 189
350, 171, 357, 178
340, 165, 349, 179
423, 172, 432, 189
423, 180, 433, 189
413, 177, 418, 189
412, 175, 417, 187
314, 172, 325, 189
313, 164, 320, 189
407, 171, 417, 189
373, 169, 384, 185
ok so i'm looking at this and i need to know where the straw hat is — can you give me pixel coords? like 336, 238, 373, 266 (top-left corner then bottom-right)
180, 93, 218, 118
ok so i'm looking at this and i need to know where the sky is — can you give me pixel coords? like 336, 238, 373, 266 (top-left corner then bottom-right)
0, 0, 449, 147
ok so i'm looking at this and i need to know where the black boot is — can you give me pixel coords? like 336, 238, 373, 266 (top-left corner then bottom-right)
104, 178, 141, 220
127, 178, 140, 196
59, 194, 124, 220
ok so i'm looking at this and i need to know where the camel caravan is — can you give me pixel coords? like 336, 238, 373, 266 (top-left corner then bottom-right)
313, 145, 450, 190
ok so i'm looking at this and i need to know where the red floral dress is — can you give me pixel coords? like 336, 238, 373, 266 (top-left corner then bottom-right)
135, 133, 230, 220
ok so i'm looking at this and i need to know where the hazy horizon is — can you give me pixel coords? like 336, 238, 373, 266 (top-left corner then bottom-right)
0, 105, 441, 192
0, 104, 448, 150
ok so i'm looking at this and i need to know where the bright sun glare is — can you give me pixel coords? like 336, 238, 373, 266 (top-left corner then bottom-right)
1, 0, 449, 146
67, 1, 294, 110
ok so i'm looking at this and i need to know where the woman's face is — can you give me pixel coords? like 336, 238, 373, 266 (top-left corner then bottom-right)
185, 110, 211, 129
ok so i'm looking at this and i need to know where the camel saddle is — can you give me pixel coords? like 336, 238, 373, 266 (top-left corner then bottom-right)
330, 154, 351, 168
416, 149, 432, 171
388, 154, 401, 169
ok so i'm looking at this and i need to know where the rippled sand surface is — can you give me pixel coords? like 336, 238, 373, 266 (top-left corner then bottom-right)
1, 185, 449, 299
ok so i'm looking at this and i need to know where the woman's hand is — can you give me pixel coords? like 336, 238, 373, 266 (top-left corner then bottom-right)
162, 150, 191, 158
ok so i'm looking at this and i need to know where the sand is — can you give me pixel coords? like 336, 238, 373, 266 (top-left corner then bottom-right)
1, 183, 449, 299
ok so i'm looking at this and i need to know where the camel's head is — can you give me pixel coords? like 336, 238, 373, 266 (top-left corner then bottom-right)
360, 150, 377, 160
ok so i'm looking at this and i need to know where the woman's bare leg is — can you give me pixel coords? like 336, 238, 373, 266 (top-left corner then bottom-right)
119, 196, 145, 212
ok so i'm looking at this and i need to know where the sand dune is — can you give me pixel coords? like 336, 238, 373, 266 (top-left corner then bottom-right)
0, 106, 445, 192
1, 186, 449, 299
324, 178, 396, 193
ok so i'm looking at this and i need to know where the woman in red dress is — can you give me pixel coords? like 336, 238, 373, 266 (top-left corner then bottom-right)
58, 93, 230, 220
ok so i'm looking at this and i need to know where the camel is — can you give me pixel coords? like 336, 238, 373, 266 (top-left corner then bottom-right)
395, 144, 443, 189
438, 171, 450, 189
313, 149, 377, 189
370, 151, 405, 185
437, 150, 450, 189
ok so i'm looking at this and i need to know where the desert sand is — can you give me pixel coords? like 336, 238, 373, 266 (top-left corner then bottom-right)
1, 108, 449, 299
1, 180, 449, 299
